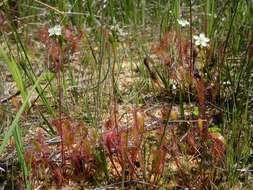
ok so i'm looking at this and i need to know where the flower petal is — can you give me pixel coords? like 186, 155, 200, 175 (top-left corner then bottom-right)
199, 33, 205, 38
195, 40, 201, 46
201, 42, 207, 47
193, 35, 198, 40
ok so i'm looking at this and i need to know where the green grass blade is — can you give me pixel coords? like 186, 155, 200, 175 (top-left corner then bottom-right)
0, 48, 28, 104
0, 74, 43, 154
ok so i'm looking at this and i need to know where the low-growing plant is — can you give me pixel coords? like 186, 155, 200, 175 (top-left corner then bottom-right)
25, 117, 103, 187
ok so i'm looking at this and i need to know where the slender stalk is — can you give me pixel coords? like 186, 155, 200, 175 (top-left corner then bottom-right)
57, 38, 64, 164
189, 0, 193, 75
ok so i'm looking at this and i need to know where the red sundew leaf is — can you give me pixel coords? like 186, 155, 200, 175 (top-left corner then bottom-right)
32, 140, 43, 153
104, 117, 113, 130
206, 81, 219, 103
103, 129, 119, 153
48, 42, 62, 63
0, 11, 5, 25
178, 37, 190, 65
63, 130, 74, 147
64, 27, 83, 53
185, 131, 197, 154
70, 148, 83, 175
52, 119, 63, 135
70, 42, 80, 53
52, 118, 76, 147
52, 118, 70, 136
24, 150, 44, 179
52, 167, 65, 186
132, 110, 145, 147
75, 122, 88, 137
151, 148, 166, 175
160, 31, 170, 50
82, 140, 93, 157
36, 26, 51, 45
24, 150, 34, 165
250, 43, 253, 58
151, 31, 172, 66
73, 31, 83, 41
195, 77, 206, 117
105, 131, 115, 152
128, 147, 139, 164
209, 133, 225, 164
33, 131, 50, 154
136, 111, 145, 133
119, 131, 127, 152
65, 27, 74, 41
64, 27, 83, 42
63, 122, 74, 146
181, 40, 190, 59
161, 106, 171, 120
11, 97, 21, 112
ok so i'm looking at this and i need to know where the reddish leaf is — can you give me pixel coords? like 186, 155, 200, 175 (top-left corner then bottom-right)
64, 27, 83, 53
103, 129, 119, 153
209, 133, 225, 164
104, 117, 113, 130
151, 148, 166, 176
36, 26, 51, 45
250, 42, 253, 58
0, 11, 5, 25
195, 77, 206, 117
65, 27, 74, 41
52, 167, 65, 186
185, 131, 197, 154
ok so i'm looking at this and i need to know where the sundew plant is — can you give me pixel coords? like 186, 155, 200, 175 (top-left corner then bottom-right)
0, 0, 252, 189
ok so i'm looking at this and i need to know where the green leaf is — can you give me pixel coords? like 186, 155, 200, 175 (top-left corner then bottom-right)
0, 74, 43, 155
0, 48, 28, 104
193, 106, 199, 117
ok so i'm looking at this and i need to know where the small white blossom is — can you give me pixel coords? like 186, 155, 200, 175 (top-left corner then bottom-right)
117, 28, 128, 37
48, 25, 62, 37
102, 0, 108, 8
110, 24, 128, 37
172, 84, 177, 90
223, 81, 231, 85
226, 81, 231, 85
0, 166, 5, 172
193, 33, 210, 47
177, 19, 189, 27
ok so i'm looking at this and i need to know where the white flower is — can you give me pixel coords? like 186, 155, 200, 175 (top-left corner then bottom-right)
193, 33, 210, 47
110, 24, 128, 37
0, 166, 5, 172
172, 84, 177, 90
226, 81, 231, 85
177, 19, 189, 27
102, 0, 108, 8
223, 80, 231, 85
48, 25, 62, 37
